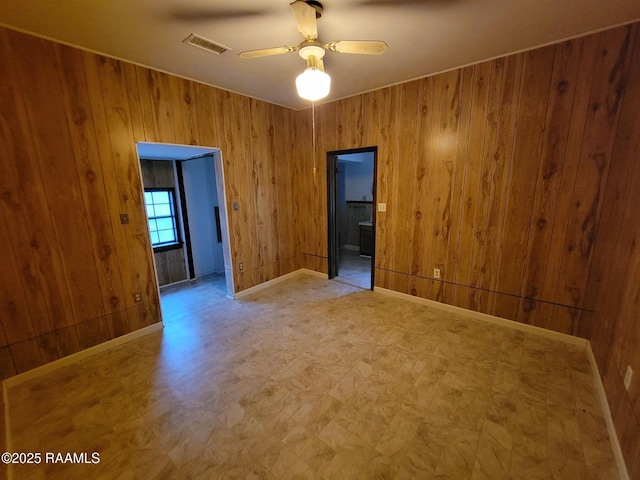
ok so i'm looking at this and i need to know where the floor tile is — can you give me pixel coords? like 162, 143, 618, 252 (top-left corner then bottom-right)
4, 273, 620, 479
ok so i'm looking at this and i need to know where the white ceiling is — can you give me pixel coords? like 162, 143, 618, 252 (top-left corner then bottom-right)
1, 1, 639, 110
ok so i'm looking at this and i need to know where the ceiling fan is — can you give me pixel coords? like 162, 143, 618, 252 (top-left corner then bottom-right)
239, 0, 389, 101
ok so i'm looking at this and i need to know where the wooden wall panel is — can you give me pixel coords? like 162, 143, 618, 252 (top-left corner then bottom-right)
584, 24, 640, 478
392, 81, 419, 294
516, 39, 583, 328
407, 76, 434, 298
466, 57, 506, 314
553, 27, 634, 335
294, 21, 640, 475
492, 49, 550, 319
444, 67, 474, 305
536, 35, 599, 333
301, 22, 639, 340
56, 44, 126, 316
82, 50, 138, 312
0, 26, 300, 379
451, 62, 489, 308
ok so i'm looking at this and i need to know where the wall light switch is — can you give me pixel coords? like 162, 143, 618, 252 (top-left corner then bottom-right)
378, 203, 387, 212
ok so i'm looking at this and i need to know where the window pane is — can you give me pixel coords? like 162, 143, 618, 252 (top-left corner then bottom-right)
145, 188, 179, 248
158, 229, 176, 244
156, 217, 174, 231
154, 204, 172, 217
151, 191, 170, 204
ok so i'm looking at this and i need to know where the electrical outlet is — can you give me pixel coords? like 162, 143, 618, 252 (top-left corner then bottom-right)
378, 203, 387, 212
134, 292, 142, 303
624, 365, 633, 391
433, 268, 441, 279
239, 262, 244, 271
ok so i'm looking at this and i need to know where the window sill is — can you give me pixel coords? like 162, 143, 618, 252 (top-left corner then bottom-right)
153, 242, 183, 253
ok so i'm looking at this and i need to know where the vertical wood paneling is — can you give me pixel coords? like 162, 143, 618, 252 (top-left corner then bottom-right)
537, 35, 599, 332
96, 55, 155, 303
516, 39, 583, 327
2, 34, 88, 332
374, 86, 397, 289
56, 44, 126, 315
274, 107, 295, 274
481, 54, 521, 314
0, 31, 58, 344
306, 22, 640, 345
584, 24, 640, 475
430, 71, 463, 302
392, 81, 419, 293
492, 48, 552, 319
444, 67, 474, 305
553, 26, 634, 334
249, 99, 279, 280
1, 25, 301, 378
467, 57, 505, 314
419, 75, 442, 300
122, 63, 146, 142
82, 50, 138, 312
408, 76, 434, 297
452, 62, 489, 308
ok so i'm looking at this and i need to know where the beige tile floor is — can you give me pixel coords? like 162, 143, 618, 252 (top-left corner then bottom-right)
5, 273, 619, 479
336, 249, 372, 290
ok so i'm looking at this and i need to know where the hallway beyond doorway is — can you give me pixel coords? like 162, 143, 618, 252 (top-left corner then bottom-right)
335, 249, 372, 289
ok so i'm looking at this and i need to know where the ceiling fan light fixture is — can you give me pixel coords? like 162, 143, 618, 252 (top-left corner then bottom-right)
296, 54, 331, 101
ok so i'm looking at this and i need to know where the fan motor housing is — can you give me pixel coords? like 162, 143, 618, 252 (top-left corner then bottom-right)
304, 0, 323, 18
299, 44, 326, 60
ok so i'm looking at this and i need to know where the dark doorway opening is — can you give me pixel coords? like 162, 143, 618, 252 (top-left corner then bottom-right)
327, 147, 377, 290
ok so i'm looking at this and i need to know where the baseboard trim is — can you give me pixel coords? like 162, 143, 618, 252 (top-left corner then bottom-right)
3, 323, 164, 388
586, 344, 629, 480
234, 268, 327, 299
374, 286, 587, 348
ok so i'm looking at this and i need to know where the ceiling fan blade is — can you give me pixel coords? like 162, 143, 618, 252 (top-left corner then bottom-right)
238, 46, 298, 58
326, 40, 389, 55
290, 1, 318, 40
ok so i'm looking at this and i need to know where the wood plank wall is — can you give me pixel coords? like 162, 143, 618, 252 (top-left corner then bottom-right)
0, 26, 300, 379
583, 25, 640, 478
140, 159, 187, 286
305, 23, 638, 337
298, 21, 640, 474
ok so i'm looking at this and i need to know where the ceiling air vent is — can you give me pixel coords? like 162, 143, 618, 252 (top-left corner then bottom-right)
183, 34, 231, 55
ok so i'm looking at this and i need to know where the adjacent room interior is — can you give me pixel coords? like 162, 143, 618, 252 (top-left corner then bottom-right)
1, 1, 639, 478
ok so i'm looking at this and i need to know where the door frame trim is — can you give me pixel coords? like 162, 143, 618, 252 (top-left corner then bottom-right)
326, 146, 378, 290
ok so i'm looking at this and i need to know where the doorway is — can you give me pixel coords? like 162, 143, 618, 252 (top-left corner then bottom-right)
327, 147, 377, 290
136, 142, 235, 302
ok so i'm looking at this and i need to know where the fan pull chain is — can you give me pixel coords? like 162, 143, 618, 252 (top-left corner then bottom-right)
312, 101, 317, 179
